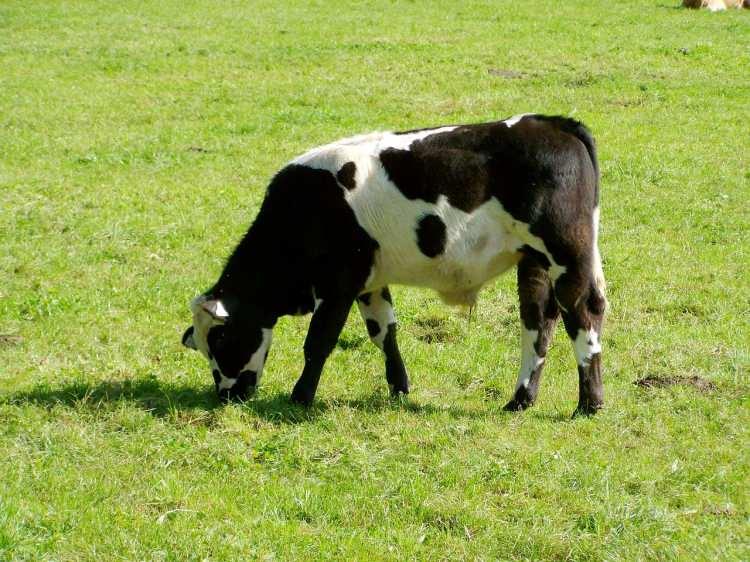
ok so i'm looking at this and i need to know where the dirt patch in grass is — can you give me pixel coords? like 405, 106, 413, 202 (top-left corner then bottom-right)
411, 315, 458, 344
634, 374, 717, 393
705, 504, 739, 518
487, 68, 525, 79
0, 334, 23, 347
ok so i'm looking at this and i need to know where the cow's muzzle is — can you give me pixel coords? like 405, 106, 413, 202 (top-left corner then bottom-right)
217, 370, 258, 403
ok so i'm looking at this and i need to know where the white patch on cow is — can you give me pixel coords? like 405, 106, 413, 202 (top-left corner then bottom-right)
592, 206, 606, 297
514, 329, 544, 391
573, 328, 601, 367
364, 266, 377, 289
241, 328, 273, 382
352, 188, 564, 303
291, 127, 458, 178
357, 291, 396, 349
503, 113, 533, 127
378, 126, 458, 151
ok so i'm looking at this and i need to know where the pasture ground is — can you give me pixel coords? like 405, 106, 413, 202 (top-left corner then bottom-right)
1, 1, 748, 559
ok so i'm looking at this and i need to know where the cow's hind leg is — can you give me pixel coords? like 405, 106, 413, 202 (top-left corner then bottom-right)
554, 268, 607, 416
504, 255, 559, 411
357, 287, 409, 396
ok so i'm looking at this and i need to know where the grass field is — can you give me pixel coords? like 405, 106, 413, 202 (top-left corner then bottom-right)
1, 1, 749, 559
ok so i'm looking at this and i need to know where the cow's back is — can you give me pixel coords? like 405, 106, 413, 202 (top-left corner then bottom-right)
281, 116, 597, 303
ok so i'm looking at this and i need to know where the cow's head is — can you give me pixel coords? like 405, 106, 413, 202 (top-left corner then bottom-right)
182, 295, 273, 402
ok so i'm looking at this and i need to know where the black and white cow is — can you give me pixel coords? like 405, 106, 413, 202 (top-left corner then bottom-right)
182, 114, 607, 416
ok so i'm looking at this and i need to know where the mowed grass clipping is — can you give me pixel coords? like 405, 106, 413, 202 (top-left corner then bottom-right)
1, 0, 748, 560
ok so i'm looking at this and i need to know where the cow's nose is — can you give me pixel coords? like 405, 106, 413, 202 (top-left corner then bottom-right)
217, 370, 257, 403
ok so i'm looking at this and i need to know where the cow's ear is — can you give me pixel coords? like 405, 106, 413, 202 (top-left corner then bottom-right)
182, 326, 197, 349
200, 299, 230, 322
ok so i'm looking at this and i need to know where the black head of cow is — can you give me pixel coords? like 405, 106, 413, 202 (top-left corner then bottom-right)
182, 295, 273, 402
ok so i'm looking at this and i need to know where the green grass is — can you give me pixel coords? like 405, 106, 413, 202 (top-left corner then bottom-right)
1, 0, 748, 559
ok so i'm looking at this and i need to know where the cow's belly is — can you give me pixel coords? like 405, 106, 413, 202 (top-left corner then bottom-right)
354, 191, 524, 304
372, 247, 521, 305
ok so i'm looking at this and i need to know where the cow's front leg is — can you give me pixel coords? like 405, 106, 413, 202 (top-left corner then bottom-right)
357, 287, 409, 396
504, 255, 559, 411
290, 295, 355, 406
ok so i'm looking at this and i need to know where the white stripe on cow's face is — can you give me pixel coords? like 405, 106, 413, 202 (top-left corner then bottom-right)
572, 328, 601, 367
211, 358, 236, 391
514, 329, 544, 391
217, 372, 236, 390
212, 328, 272, 391
240, 328, 273, 382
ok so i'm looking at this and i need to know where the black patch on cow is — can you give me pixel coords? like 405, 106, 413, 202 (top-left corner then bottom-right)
210, 164, 379, 319
416, 214, 447, 258
366, 319, 381, 338
532, 115, 599, 206
336, 161, 357, 190
381, 287, 392, 304
358, 292, 372, 306
379, 147, 489, 213
212, 369, 221, 385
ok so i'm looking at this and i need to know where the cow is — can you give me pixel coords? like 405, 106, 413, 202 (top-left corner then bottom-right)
181, 114, 607, 416
682, 0, 749, 10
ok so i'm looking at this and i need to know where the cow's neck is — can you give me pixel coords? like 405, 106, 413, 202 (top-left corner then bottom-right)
209, 219, 311, 317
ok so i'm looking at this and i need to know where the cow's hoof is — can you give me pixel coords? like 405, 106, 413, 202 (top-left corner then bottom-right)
290, 391, 314, 407
503, 387, 535, 412
388, 383, 409, 397
503, 398, 532, 412
572, 401, 603, 418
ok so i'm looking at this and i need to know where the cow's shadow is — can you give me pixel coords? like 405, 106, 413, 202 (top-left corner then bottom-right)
4, 377, 220, 418
3, 377, 499, 425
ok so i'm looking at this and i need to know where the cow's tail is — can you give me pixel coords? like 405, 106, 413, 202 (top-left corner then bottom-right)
591, 207, 606, 302
570, 121, 607, 302
570, 123, 606, 299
